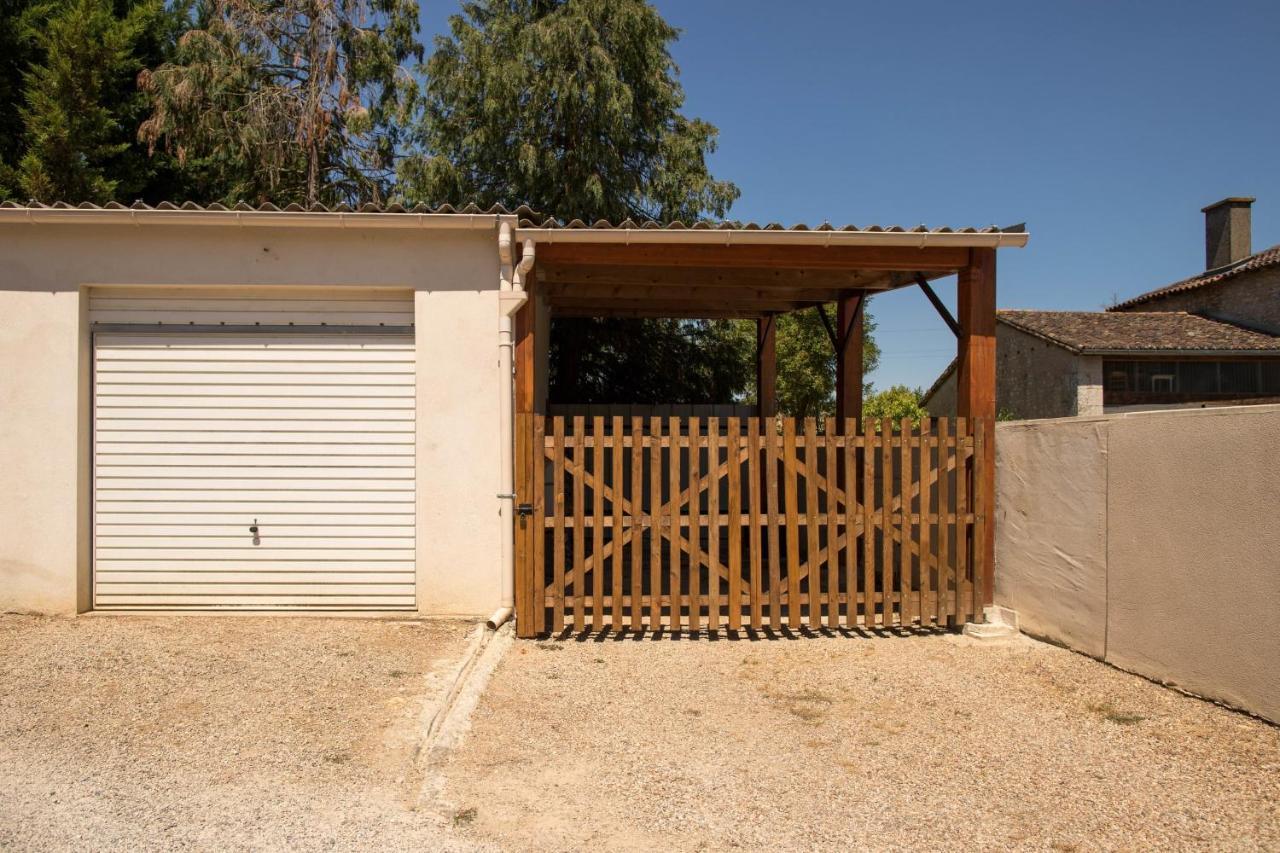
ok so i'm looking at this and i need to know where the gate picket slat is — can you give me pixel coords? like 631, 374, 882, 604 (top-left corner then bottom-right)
611, 415, 624, 632
937, 417, 951, 625
804, 418, 821, 631
919, 418, 933, 626
552, 417, 566, 633
783, 419, 801, 629
668, 416, 683, 632
649, 417, 663, 630
592, 415, 606, 630
688, 417, 703, 632
900, 417, 912, 627
630, 416, 643, 632
748, 418, 765, 630
880, 418, 893, 627
727, 418, 743, 631
766, 418, 783, 628
707, 417, 721, 632
862, 421, 875, 627
572, 415, 586, 632
956, 417, 969, 625
843, 420, 858, 628
825, 421, 839, 629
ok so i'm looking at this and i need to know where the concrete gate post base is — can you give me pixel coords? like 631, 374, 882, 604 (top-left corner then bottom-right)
962, 604, 1020, 640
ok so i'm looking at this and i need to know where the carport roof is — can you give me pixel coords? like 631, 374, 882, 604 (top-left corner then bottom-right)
1, 200, 1028, 318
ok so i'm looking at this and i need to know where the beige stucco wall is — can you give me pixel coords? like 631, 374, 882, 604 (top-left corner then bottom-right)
995, 417, 1108, 657
995, 404, 1280, 722
0, 219, 506, 617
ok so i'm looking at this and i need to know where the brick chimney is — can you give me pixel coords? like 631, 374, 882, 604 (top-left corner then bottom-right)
1202, 196, 1254, 270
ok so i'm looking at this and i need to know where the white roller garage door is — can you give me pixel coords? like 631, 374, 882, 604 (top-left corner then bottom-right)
92, 329, 416, 610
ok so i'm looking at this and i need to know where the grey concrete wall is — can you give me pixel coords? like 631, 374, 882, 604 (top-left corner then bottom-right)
995, 404, 1280, 722
1116, 265, 1280, 334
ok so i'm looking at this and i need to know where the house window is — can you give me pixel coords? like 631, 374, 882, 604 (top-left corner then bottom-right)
1102, 359, 1277, 405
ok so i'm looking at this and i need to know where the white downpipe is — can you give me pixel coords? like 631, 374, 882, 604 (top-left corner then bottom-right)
489, 223, 534, 631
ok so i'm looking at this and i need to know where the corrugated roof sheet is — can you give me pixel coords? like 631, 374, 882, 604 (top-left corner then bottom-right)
1109, 243, 1280, 311
0, 199, 1025, 235
999, 309, 1280, 353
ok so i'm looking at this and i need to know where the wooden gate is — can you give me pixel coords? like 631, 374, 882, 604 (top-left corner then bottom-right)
514, 416, 988, 636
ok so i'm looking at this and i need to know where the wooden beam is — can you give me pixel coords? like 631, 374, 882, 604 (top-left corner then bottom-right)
540, 263, 886, 290
514, 264, 537, 415
835, 293, 864, 429
956, 248, 996, 607
915, 273, 961, 338
547, 297, 813, 316
542, 281, 849, 304
513, 261, 538, 636
551, 306, 770, 320
757, 316, 777, 417
539, 243, 972, 272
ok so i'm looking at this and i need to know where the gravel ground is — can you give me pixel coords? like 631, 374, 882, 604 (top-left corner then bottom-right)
440, 631, 1280, 852
0, 614, 492, 852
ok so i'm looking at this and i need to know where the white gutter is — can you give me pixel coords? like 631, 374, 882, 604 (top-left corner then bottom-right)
518, 227, 1029, 249
0, 207, 514, 231
489, 223, 535, 631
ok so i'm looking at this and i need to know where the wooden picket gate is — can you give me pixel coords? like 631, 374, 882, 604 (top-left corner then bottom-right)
514, 415, 988, 637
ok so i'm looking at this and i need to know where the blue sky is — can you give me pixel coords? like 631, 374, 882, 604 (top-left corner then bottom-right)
420, 1, 1280, 390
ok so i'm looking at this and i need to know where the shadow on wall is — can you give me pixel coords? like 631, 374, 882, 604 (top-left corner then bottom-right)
995, 403, 1280, 723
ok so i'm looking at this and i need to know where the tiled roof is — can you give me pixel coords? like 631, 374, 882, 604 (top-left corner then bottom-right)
0, 199, 1025, 235
1109, 243, 1280, 311
0, 199, 540, 216
998, 309, 1280, 353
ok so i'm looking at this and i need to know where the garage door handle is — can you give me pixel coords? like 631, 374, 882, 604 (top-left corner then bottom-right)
249, 520, 259, 534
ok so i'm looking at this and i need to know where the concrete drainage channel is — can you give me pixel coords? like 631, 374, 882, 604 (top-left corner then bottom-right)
414, 621, 514, 813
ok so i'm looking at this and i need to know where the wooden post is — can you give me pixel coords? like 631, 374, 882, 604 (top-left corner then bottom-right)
834, 294, 863, 432
757, 315, 777, 417
956, 248, 996, 607
514, 263, 538, 637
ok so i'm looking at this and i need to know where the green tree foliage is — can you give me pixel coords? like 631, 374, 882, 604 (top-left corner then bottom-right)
863, 384, 928, 426
774, 308, 880, 418
2, 0, 173, 202
138, 0, 422, 205
0, 0, 41, 172
400, 0, 738, 222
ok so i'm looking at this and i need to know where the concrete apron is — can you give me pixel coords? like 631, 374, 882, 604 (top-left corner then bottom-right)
963, 605, 1022, 640
414, 622, 514, 813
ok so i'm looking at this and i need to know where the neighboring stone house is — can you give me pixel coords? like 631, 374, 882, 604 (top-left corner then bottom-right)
924, 197, 1280, 419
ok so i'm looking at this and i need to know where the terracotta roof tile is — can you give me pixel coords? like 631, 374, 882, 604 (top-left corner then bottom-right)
1109, 244, 1280, 311
0, 199, 1026, 236
998, 309, 1280, 353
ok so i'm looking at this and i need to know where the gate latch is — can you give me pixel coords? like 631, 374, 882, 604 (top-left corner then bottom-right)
516, 503, 534, 517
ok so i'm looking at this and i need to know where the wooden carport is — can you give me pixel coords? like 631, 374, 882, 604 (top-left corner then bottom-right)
511, 220, 1027, 637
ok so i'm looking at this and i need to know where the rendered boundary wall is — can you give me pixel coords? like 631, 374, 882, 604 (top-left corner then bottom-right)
996, 404, 1280, 722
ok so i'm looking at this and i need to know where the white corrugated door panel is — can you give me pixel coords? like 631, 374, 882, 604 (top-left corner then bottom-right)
93, 331, 416, 610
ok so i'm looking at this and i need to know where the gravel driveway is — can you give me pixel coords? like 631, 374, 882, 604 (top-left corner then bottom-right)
440, 631, 1280, 852
0, 614, 490, 852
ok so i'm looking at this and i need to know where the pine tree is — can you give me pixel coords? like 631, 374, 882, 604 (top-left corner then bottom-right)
139, 0, 423, 206
400, 0, 738, 222
11, 0, 163, 202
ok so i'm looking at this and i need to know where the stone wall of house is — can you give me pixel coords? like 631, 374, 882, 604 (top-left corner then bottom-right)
924, 323, 1098, 419
1115, 265, 1280, 333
